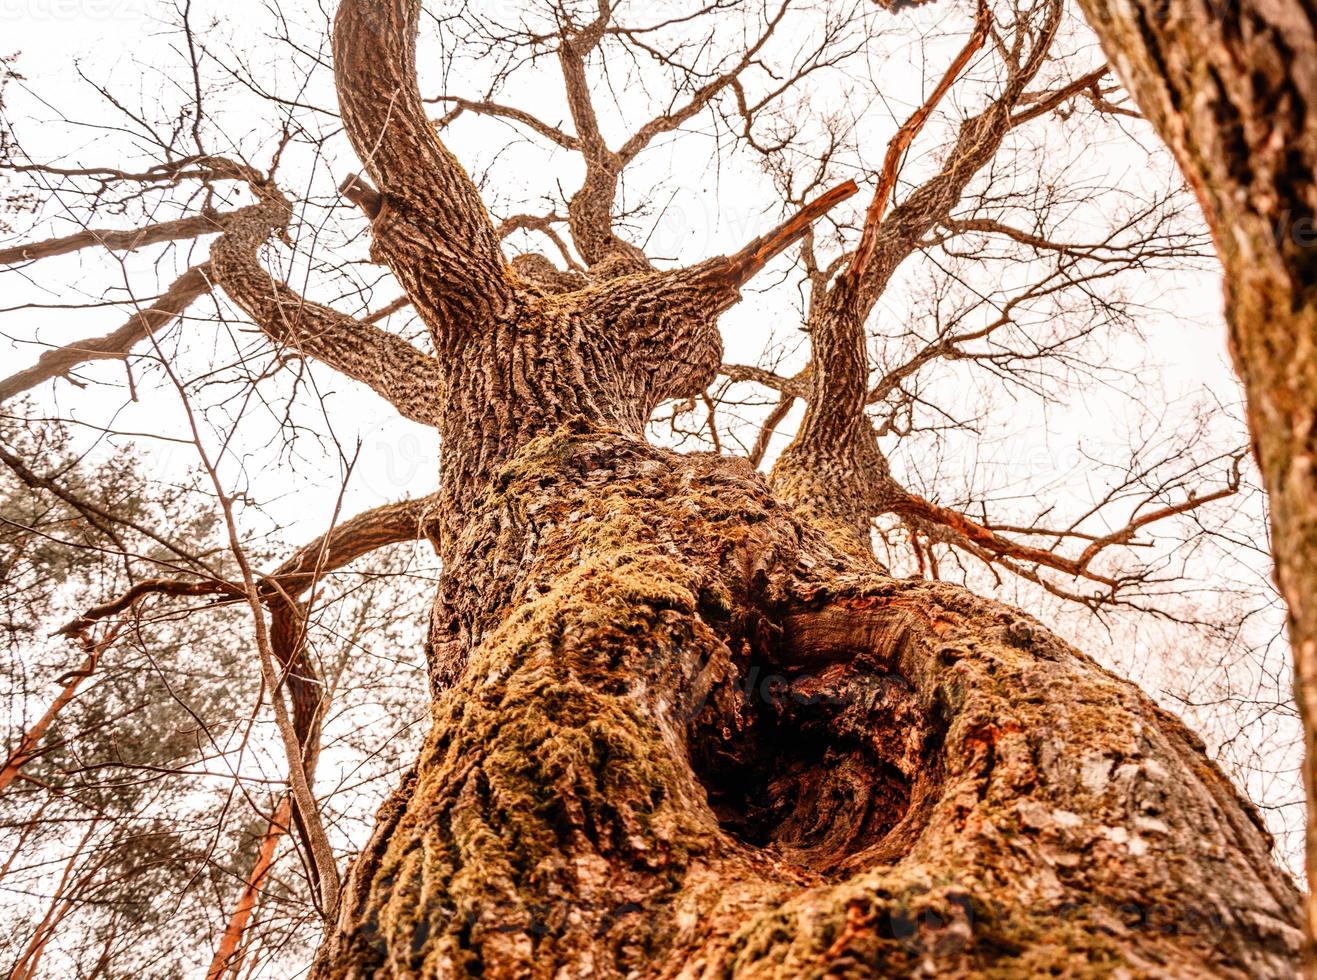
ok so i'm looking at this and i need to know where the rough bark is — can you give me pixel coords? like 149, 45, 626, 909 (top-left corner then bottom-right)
8, 0, 1299, 972
1070, 0, 1317, 955
313, 426, 1300, 978
286, 2, 1304, 974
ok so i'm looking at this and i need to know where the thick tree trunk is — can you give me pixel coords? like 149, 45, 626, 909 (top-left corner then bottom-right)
1070, 0, 1317, 955
290, 3, 1304, 973
312, 427, 1300, 978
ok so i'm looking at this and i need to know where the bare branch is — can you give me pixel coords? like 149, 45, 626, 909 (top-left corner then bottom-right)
721, 363, 808, 400
265, 493, 439, 597
849, 0, 1065, 312
332, 0, 513, 329
0, 212, 228, 265
1010, 64, 1110, 126
849, 2, 991, 282
57, 493, 440, 637
749, 391, 795, 468
210, 191, 443, 426
616, 1, 790, 165
0, 263, 212, 404
712, 179, 859, 291
428, 96, 580, 151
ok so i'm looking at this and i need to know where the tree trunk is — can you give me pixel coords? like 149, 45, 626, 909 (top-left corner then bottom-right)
1070, 0, 1317, 957
206, 796, 292, 980
249, 2, 1306, 972
311, 426, 1300, 978
0, 632, 108, 794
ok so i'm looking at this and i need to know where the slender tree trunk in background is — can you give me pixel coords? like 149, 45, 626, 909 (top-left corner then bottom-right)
0, 632, 108, 795
206, 796, 292, 980
1072, 0, 1317, 961
7, 819, 96, 980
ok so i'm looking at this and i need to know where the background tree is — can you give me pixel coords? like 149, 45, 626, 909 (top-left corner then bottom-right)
0, 411, 435, 976
0, 0, 1305, 975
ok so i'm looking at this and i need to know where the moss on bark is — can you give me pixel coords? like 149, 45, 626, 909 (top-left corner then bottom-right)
313, 426, 1301, 979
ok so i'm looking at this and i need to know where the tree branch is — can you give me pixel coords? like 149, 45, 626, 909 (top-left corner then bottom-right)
770, 1, 1067, 549
332, 0, 513, 330
264, 493, 439, 597
0, 212, 229, 266
427, 96, 580, 151
615, 0, 790, 165
721, 363, 809, 400
1010, 64, 1110, 126
848, 2, 992, 282
555, 8, 653, 270
711, 179, 859, 291
57, 493, 440, 638
0, 263, 213, 404
848, 0, 1064, 313
210, 192, 443, 426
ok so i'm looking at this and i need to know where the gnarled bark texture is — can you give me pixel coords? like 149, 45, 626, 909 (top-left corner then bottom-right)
2, 0, 1303, 972
283, 1, 1303, 974
314, 427, 1299, 978
1070, 0, 1317, 956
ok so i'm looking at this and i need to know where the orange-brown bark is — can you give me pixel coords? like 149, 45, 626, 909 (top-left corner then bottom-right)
205, 797, 293, 980
4, 2, 1303, 975
0, 632, 113, 795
